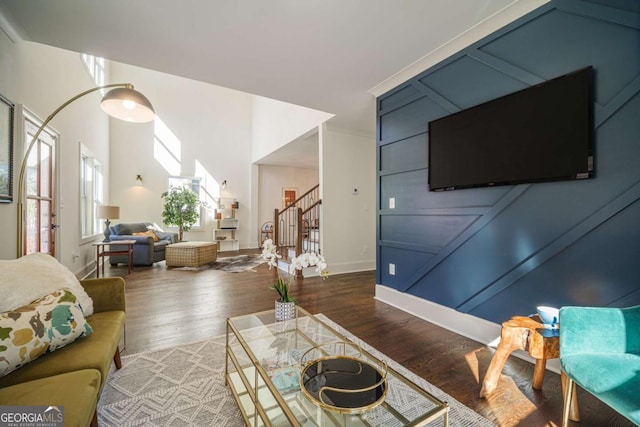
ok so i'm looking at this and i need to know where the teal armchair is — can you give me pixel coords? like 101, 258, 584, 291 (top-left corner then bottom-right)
560, 305, 640, 426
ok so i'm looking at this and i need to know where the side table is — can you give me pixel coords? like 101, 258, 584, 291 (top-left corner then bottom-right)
480, 315, 579, 421
93, 240, 136, 278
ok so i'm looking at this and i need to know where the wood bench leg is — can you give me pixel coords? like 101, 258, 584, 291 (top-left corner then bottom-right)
480, 341, 521, 397
532, 359, 546, 389
113, 346, 122, 369
481, 326, 528, 397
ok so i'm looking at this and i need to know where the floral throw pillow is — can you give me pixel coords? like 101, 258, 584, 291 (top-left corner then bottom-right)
0, 288, 93, 377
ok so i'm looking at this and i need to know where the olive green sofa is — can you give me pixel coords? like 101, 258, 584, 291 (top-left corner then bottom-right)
0, 277, 126, 427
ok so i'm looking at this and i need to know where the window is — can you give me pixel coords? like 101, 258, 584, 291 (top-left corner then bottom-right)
81, 54, 106, 88
167, 176, 202, 229
80, 145, 103, 238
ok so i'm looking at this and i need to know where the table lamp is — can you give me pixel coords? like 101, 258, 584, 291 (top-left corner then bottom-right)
97, 205, 120, 242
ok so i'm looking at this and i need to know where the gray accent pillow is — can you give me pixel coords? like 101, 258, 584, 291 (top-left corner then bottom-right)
113, 223, 148, 235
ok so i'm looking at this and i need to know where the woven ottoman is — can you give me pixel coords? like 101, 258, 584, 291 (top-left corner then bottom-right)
166, 241, 218, 267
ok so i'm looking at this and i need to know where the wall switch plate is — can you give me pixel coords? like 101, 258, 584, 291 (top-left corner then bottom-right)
389, 263, 396, 275
389, 197, 395, 209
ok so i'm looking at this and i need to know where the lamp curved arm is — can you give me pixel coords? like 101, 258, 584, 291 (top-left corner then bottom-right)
16, 83, 134, 257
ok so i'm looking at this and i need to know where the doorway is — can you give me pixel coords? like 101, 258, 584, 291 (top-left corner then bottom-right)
22, 115, 57, 256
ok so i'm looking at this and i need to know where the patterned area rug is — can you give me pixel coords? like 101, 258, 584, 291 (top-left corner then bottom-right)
172, 254, 265, 273
98, 314, 495, 426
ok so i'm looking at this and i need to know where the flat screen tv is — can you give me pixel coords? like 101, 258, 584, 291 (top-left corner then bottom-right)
428, 66, 593, 191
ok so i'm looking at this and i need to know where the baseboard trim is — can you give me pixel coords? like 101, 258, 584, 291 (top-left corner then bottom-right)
374, 284, 560, 374
76, 261, 97, 280
327, 260, 375, 275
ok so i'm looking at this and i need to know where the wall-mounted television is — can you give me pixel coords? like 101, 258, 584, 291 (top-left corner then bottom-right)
428, 66, 594, 191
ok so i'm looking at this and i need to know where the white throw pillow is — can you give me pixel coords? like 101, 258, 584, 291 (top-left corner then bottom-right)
0, 253, 94, 316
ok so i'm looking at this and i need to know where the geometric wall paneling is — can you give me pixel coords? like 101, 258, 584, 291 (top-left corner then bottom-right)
594, 92, 640, 184
380, 170, 506, 211
378, 83, 421, 113
378, 246, 435, 290
378, 96, 450, 143
479, 3, 640, 105
409, 80, 460, 116
466, 50, 546, 86
596, 75, 640, 127
611, 288, 640, 309
379, 168, 511, 210
418, 55, 530, 110
582, 0, 640, 14
400, 185, 530, 297
379, 133, 428, 174
451, 89, 640, 316
379, 169, 430, 210
458, 179, 640, 318
467, 196, 640, 322
379, 214, 479, 255
376, 0, 640, 324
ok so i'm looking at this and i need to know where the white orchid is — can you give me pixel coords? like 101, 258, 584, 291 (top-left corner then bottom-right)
261, 239, 329, 303
261, 239, 281, 269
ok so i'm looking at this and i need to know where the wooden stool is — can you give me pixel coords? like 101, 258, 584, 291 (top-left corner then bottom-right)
480, 315, 579, 421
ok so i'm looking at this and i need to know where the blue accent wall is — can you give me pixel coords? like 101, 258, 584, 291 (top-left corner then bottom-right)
376, 0, 640, 324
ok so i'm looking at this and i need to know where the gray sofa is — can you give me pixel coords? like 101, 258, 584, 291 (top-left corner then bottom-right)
108, 222, 178, 266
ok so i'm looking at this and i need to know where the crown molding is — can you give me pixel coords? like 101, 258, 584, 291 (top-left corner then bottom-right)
368, 0, 550, 98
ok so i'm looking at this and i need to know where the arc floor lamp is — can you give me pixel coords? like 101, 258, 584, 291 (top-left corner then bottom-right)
16, 83, 155, 257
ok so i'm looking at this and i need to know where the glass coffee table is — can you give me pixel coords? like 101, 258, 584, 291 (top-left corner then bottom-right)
225, 306, 449, 426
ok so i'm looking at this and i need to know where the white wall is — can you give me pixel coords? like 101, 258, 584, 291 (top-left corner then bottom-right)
0, 36, 110, 274
258, 164, 319, 233
0, 35, 373, 271
251, 96, 333, 163
319, 124, 376, 274
108, 62, 256, 248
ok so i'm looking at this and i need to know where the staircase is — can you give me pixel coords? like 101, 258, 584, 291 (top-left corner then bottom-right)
273, 184, 321, 276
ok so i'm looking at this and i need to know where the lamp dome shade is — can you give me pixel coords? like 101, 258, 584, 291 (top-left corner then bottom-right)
100, 87, 155, 123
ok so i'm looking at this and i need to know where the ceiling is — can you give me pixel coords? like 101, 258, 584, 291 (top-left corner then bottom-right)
0, 0, 538, 166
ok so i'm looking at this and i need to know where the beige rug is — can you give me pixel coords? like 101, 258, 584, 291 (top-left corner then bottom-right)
98, 314, 495, 426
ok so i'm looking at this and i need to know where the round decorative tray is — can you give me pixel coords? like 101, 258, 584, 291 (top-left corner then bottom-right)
299, 343, 388, 414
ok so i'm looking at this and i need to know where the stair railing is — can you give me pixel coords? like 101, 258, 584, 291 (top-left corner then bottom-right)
274, 184, 320, 260
300, 200, 321, 255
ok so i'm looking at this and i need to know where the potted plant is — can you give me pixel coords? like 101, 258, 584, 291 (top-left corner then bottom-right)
261, 239, 328, 320
161, 186, 201, 241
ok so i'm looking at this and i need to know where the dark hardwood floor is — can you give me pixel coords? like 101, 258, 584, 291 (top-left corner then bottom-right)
99, 250, 632, 427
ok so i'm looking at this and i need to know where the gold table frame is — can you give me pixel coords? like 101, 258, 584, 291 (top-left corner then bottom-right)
225, 306, 449, 426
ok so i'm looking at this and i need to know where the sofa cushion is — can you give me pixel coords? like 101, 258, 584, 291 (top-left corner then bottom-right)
112, 223, 148, 235
153, 240, 171, 252
80, 278, 126, 313
0, 369, 101, 427
0, 310, 124, 391
0, 289, 93, 377
133, 230, 159, 241
0, 253, 94, 316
